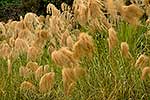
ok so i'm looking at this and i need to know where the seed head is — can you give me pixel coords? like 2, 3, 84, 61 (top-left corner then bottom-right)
26, 61, 39, 72
66, 36, 74, 49
35, 66, 44, 81
121, 42, 131, 58
15, 38, 29, 55
135, 54, 149, 69
27, 46, 43, 61
19, 66, 32, 78
51, 47, 77, 68
39, 72, 55, 93
108, 27, 118, 54
73, 32, 94, 59
141, 67, 150, 80
20, 81, 36, 91
62, 68, 76, 96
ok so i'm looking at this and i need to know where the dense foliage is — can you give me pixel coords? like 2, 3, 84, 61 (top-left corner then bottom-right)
0, 0, 73, 21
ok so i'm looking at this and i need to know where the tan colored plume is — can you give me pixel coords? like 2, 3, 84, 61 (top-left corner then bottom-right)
121, 42, 132, 58
39, 72, 55, 93
20, 81, 36, 91
135, 54, 149, 69
141, 67, 150, 80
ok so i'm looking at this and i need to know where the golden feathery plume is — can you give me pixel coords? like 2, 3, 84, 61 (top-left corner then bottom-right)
62, 68, 76, 96
35, 65, 49, 81
87, 0, 104, 19
19, 66, 32, 78
88, 18, 102, 32
61, 2, 71, 12
105, 0, 117, 21
26, 61, 39, 72
108, 27, 118, 54
24, 13, 39, 33
27, 46, 43, 61
14, 38, 29, 55
0, 22, 6, 40
37, 30, 49, 40
141, 67, 150, 80
15, 20, 26, 34
121, 42, 132, 58
35, 66, 44, 81
51, 47, 77, 68
0, 42, 12, 59
73, 32, 94, 59
20, 81, 36, 91
120, 4, 144, 26
66, 36, 74, 49
75, 2, 88, 26
135, 54, 149, 69
60, 29, 70, 47
101, 16, 111, 30
143, 0, 150, 6
47, 3, 60, 16
17, 29, 34, 45
39, 72, 55, 93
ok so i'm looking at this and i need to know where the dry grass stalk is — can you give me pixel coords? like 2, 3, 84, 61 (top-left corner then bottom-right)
39, 72, 55, 93
20, 81, 36, 91
135, 54, 149, 69
43, 65, 49, 74
7, 59, 12, 76
141, 67, 150, 80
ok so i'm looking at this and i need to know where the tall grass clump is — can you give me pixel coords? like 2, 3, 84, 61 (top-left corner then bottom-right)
1, 0, 150, 99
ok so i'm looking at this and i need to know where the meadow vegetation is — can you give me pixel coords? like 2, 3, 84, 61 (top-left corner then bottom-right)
0, 0, 150, 99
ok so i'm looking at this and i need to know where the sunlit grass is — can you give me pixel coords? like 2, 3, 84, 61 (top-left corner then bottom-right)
0, 20, 150, 99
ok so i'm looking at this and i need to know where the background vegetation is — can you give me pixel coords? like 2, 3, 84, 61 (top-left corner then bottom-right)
0, 0, 73, 22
